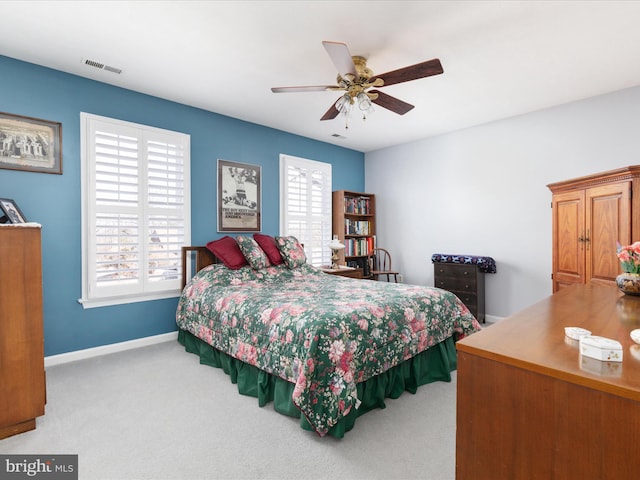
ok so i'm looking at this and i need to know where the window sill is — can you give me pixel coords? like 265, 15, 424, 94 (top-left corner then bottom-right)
78, 290, 181, 309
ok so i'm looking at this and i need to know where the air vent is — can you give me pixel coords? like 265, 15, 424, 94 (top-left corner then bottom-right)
82, 58, 122, 75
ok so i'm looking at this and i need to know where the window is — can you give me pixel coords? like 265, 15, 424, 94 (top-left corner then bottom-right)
80, 113, 190, 308
280, 154, 332, 266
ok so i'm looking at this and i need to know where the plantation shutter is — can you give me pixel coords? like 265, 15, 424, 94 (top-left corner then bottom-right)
280, 154, 332, 266
81, 113, 190, 307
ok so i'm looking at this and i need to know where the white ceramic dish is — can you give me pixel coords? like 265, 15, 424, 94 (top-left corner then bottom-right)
580, 335, 623, 362
564, 327, 591, 341
630, 329, 640, 345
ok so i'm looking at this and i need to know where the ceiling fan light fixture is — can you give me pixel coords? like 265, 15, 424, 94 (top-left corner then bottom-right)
335, 93, 350, 112
335, 93, 355, 129
357, 92, 372, 111
362, 104, 374, 121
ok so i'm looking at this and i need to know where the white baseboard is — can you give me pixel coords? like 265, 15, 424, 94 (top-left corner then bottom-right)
484, 314, 504, 324
44, 331, 179, 367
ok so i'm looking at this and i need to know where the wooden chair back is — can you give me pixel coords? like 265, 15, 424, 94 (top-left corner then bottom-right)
371, 248, 399, 282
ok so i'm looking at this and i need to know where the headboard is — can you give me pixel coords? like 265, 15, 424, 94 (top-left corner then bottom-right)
181, 246, 219, 289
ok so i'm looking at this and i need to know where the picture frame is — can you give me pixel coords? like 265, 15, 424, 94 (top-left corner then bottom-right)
0, 112, 62, 174
217, 159, 261, 232
0, 198, 27, 224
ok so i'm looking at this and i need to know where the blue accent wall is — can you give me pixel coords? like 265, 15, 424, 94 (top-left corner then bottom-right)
0, 55, 364, 356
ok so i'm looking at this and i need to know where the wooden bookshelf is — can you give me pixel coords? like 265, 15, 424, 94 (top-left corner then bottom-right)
332, 190, 376, 278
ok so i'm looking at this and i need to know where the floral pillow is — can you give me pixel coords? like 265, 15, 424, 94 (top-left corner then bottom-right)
275, 235, 306, 269
236, 235, 270, 270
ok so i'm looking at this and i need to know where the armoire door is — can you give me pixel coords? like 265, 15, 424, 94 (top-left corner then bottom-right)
585, 182, 631, 285
552, 190, 585, 291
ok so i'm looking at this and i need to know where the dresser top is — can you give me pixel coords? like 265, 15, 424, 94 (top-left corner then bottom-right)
0, 222, 41, 228
457, 283, 640, 400
431, 253, 496, 273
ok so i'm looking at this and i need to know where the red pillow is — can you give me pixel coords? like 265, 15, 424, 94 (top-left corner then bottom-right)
205, 236, 248, 270
253, 233, 283, 265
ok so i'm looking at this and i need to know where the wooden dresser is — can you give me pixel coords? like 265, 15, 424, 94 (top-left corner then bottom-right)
456, 283, 640, 479
0, 225, 46, 439
434, 263, 485, 323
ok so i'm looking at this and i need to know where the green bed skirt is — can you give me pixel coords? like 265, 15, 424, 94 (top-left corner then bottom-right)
178, 329, 458, 438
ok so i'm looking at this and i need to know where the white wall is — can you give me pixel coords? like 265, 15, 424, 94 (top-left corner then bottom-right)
366, 85, 640, 318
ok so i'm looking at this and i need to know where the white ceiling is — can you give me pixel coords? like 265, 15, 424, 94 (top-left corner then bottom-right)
3, 1, 640, 153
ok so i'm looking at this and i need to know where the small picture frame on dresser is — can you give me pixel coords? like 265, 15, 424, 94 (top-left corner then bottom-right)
0, 198, 27, 224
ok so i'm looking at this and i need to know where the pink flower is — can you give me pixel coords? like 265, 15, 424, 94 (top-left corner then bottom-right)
340, 351, 353, 372
288, 304, 306, 316
343, 369, 354, 384
410, 316, 426, 333
617, 241, 640, 273
246, 345, 258, 365
306, 358, 315, 374
329, 340, 345, 363
404, 307, 415, 321
292, 373, 306, 400
417, 331, 428, 351
260, 308, 273, 324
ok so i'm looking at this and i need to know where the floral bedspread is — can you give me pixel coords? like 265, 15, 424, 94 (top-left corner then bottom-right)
176, 263, 481, 436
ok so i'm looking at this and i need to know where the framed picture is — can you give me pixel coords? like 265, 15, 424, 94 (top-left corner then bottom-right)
217, 159, 261, 232
0, 198, 27, 224
0, 112, 62, 174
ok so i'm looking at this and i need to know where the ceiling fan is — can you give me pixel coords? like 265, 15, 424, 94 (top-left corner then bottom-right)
271, 41, 443, 127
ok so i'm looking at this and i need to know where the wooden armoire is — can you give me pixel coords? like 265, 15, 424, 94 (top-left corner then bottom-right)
547, 166, 640, 292
0, 225, 46, 439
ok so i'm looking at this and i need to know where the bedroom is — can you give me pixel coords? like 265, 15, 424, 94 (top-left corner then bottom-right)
1, 1, 640, 479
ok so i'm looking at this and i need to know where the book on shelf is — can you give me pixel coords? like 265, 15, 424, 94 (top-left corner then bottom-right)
344, 219, 371, 235
344, 196, 371, 215
344, 235, 376, 257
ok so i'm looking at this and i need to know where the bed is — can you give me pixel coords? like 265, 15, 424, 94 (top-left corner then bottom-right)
176, 235, 481, 438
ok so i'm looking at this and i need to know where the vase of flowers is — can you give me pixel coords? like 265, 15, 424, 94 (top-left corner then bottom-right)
616, 242, 640, 295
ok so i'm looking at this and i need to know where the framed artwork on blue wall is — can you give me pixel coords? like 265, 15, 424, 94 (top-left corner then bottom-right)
217, 159, 261, 232
0, 112, 62, 174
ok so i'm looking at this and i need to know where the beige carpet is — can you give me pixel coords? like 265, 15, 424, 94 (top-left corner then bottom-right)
0, 340, 458, 480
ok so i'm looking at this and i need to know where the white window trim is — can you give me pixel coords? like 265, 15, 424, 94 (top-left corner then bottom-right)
79, 113, 191, 308
279, 153, 332, 266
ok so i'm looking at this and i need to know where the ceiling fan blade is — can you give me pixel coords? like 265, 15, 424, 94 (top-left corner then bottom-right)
372, 58, 443, 87
320, 101, 340, 121
369, 90, 414, 115
271, 85, 335, 93
322, 41, 357, 79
